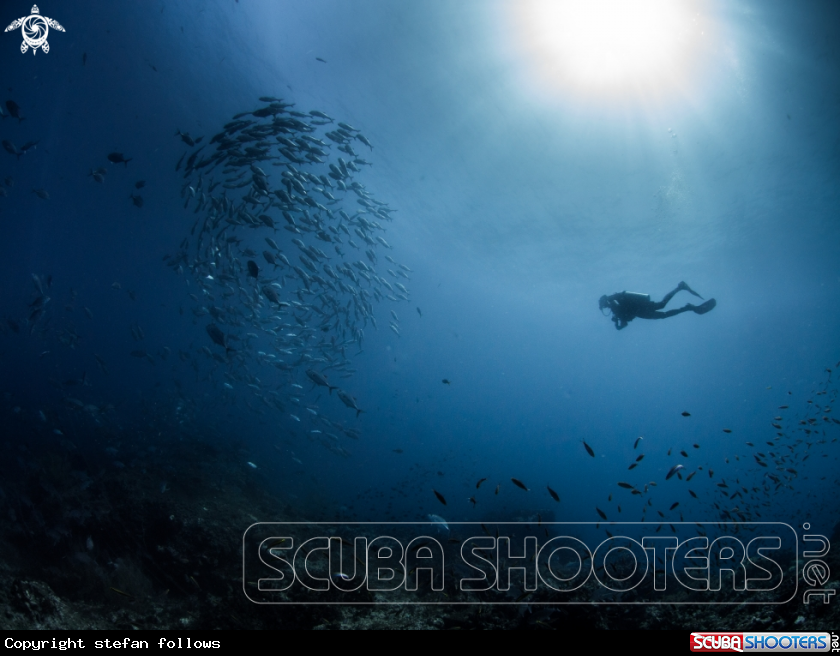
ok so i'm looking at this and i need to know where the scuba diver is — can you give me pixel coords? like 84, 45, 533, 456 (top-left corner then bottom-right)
599, 281, 716, 330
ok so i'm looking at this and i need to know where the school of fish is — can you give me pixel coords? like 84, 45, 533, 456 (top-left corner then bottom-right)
161, 98, 412, 456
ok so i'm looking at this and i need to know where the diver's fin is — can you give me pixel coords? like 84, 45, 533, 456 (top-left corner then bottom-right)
679, 281, 704, 299
693, 298, 716, 315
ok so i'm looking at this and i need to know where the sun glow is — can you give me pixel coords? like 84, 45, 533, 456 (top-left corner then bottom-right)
511, 0, 701, 96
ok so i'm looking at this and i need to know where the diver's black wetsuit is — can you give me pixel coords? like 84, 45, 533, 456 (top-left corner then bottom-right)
599, 282, 716, 330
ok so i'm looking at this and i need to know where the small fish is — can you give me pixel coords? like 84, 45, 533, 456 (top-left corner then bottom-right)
175, 129, 196, 147
494, 484, 500, 495
6, 100, 24, 123
596, 507, 607, 521
636, 454, 644, 462
669, 502, 679, 511
206, 323, 232, 352
433, 489, 447, 506
247, 260, 260, 279
547, 485, 560, 502
511, 478, 529, 491
417, 307, 422, 317
32, 188, 50, 200
681, 411, 691, 417
247, 462, 257, 469
633, 436, 643, 449
262, 286, 281, 304
617, 482, 634, 489
722, 429, 732, 433
689, 490, 697, 498
665, 464, 684, 480
442, 379, 450, 385
290, 414, 300, 422
2, 140, 21, 158
680, 450, 688, 458
107, 152, 132, 167
130, 193, 143, 208
135, 180, 145, 189
476, 478, 487, 489
428, 514, 449, 531
468, 497, 476, 507
628, 463, 638, 470
582, 440, 595, 458
306, 369, 336, 394
337, 389, 363, 417
316, 57, 327, 63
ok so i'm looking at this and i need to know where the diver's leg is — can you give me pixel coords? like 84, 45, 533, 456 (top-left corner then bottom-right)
651, 285, 684, 310
643, 305, 696, 320
653, 282, 703, 309
692, 298, 716, 314
679, 282, 704, 299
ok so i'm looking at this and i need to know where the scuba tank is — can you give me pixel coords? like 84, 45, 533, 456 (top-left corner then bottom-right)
622, 292, 650, 303
614, 292, 649, 314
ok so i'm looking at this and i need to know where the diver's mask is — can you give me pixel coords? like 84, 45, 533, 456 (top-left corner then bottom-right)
599, 295, 614, 316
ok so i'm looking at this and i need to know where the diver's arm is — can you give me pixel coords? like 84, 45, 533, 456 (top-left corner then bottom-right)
607, 292, 626, 303
609, 294, 629, 330
607, 295, 623, 313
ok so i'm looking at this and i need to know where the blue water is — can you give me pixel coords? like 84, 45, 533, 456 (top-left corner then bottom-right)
1, 0, 838, 547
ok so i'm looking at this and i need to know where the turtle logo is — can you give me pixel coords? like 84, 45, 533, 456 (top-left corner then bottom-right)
5, 5, 65, 55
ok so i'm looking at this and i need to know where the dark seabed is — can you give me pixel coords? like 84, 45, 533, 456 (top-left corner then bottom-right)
0, 0, 838, 631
